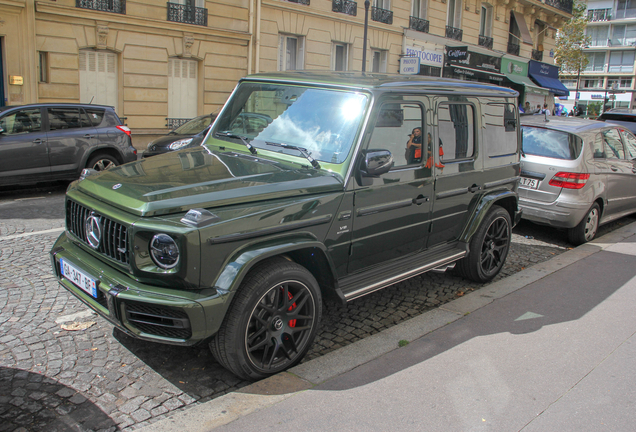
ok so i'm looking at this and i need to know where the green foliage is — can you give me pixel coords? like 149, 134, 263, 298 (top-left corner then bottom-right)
398, 339, 409, 347
555, 1, 591, 74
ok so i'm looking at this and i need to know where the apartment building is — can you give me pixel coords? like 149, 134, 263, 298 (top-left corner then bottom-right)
1, 0, 572, 146
559, 0, 636, 114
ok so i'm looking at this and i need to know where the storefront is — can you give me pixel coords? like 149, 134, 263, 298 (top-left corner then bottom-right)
443, 46, 507, 86
501, 57, 550, 110
528, 60, 570, 98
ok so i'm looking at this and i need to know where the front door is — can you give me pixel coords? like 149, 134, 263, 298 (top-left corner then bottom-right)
601, 128, 633, 217
348, 98, 434, 274
46, 107, 98, 177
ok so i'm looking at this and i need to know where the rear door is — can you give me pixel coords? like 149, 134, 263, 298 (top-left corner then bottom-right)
618, 128, 636, 211
348, 97, 433, 273
46, 107, 98, 177
0, 107, 50, 183
601, 128, 633, 216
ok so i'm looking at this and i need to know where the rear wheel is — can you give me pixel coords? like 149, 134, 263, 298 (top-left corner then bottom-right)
568, 203, 600, 246
210, 258, 322, 380
456, 205, 511, 283
87, 154, 118, 171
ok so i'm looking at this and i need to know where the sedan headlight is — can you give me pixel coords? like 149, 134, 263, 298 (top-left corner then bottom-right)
150, 233, 180, 269
169, 138, 194, 150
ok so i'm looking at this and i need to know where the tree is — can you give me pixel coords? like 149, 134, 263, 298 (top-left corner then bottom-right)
555, 1, 591, 106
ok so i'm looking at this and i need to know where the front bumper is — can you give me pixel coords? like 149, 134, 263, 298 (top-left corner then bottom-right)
519, 197, 590, 229
50, 232, 229, 346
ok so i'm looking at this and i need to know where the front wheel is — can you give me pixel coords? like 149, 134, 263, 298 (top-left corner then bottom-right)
568, 203, 600, 246
210, 258, 322, 380
456, 205, 512, 283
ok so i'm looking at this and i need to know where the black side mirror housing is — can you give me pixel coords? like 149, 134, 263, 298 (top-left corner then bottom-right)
361, 149, 393, 177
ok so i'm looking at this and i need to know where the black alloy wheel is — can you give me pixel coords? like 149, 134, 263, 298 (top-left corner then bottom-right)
479, 214, 510, 278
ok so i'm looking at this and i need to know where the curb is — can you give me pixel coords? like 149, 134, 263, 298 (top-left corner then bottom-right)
137, 221, 636, 432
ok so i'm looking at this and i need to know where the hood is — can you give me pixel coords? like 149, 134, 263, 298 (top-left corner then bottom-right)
75, 147, 344, 217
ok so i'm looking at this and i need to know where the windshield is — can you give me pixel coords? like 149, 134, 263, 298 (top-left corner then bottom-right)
213, 83, 368, 164
174, 115, 214, 135
521, 126, 583, 160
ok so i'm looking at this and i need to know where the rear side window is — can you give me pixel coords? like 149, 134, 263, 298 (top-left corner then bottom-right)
521, 126, 582, 160
438, 103, 475, 161
48, 108, 86, 130
84, 108, 105, 127
602, 129, 625, 159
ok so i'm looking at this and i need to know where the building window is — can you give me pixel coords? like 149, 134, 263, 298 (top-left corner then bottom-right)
561, 79, 578, 89
372, 0, 393, 24
607, 77, 633, 89
611, 24, 636, 46
447, 0, 462, 29
479, 4, 492, 37
76, 0, 126, 14
278, 35, 305, 71
508, 11, 521, 52
412, 0, 427, 19
79, 50, 118, 111
583, 78, 603, 88
167, 0, 208, 26
39, 52, 49, 83
587, 26, 609, 47
609, 50, 635, 72
371, 50, 388, 73
585, 52, 606, 72
615, 0, 636, 19
168, 58, 198, 123
333, 43, 349, 71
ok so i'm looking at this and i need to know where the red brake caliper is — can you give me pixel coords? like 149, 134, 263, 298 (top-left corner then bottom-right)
287, 290, 297, 328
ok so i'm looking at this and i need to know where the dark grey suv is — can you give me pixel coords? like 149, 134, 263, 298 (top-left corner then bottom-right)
0, 103, 137, 186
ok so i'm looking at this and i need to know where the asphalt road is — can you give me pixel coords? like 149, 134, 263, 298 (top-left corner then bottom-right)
1, 182, 634, 431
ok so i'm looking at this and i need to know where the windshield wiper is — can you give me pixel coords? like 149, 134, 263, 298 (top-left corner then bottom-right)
215, 131, 257, 155
266, 142, 321, 169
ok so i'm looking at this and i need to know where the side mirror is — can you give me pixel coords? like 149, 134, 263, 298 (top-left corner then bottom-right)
0, 127, 4, 134
361, 149, 393, 177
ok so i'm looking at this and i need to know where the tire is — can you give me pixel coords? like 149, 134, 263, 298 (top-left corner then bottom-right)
568, 203, 600, 246
455, 205, 512, 283
209, 258, 322, 380
87, 154, 119, 171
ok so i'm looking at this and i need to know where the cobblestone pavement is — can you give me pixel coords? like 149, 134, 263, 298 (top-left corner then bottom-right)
1, 184, 635, 431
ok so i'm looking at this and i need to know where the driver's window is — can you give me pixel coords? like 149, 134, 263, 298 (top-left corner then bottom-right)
602, 129, 625, 159
0, 109, 42, 135
619, 129, 636, 159
367, 102, 424, 168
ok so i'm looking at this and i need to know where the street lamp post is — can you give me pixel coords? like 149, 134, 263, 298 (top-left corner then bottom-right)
362, 1, 370, 72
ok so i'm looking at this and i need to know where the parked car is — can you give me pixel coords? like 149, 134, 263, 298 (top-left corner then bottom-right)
520, 116, 636, 245
597, 108, 636, 134
143, 114, 217, 158
0, 103, 136, 186
50, 72, 522, 380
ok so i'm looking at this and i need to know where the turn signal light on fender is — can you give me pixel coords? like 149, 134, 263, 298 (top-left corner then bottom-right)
549, 172, 590, 189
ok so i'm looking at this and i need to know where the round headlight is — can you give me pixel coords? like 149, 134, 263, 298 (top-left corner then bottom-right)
149, 234, 180, 269
169, 138, 194, 150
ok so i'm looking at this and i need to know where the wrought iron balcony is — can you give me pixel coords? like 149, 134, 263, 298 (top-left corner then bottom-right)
409, 16, 429, 33
371, 6, 393, 24
76, 0, 126, 14
445, 26, 463, 41
587, 8, 612, 21
286, 0, 310, 4
166, 118, 192, 129
332, 0, 356, 16
478, 35, 493, 49
167, 2, 207, 26
531, 49, 544, 61
543, 0, 573, 15
507, 42, 520, 56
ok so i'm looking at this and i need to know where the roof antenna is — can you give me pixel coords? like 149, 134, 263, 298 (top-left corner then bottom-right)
89, 96, 95, 104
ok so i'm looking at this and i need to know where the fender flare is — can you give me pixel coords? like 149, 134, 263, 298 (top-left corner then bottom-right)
459, 190, 519, 243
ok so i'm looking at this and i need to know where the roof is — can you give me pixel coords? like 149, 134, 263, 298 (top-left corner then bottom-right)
521, 116, 611, 135
242, 71, 519, 97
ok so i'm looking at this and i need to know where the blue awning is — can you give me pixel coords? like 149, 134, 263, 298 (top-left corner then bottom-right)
528, 73, 570, 97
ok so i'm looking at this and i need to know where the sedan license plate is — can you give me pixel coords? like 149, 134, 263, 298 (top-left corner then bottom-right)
60, 258, 98, 298
520, 177, 539, 190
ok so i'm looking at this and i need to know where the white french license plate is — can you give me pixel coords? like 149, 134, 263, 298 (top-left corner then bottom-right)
60, 258, 98, 298
520, 177, 539, 189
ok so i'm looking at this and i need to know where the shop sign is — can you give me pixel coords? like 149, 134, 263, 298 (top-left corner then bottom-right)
404, 46, 444, 67
501, 58, 528, 76
445, 46, 501, 72
400, 57, 420, 75
528, 60, 560, 79
590, 94, 604, 99
447, 67, 504, 83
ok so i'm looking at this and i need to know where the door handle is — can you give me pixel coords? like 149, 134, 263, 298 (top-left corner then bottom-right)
412, 195, 429, 205
611, 166, 618, 172
33, 138, 45, 144
467, 184, 481, 193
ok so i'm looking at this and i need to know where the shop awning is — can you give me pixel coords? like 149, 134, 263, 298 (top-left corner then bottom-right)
504, 71, 550, 96
512, 11, 533, 45
528, 73, 570, 96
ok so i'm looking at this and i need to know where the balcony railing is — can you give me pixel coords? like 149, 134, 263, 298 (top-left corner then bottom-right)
446, 26, 463, 41
287, 0, 310, 4
588, 8, 612, 21
76, 0, 126, 14
166, 118, 192, 129
615, 7, 636, 19
167, 2, 207, 26
532, 49, 544, 61
609, 37, 636, 46
507, 42, 520, 56
371, 6, 393, 24
589, 38, 610, 47
543, 0, 573, 15
478, 35, 493, 49
409, 16, 429, 33
332, 0, 356, 16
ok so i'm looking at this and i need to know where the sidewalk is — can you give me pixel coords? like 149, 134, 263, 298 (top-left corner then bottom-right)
140, 222, 636, 432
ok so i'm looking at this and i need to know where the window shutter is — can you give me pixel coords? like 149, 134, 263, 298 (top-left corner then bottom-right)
297, 37, 305, 70
278, 34, 285, 71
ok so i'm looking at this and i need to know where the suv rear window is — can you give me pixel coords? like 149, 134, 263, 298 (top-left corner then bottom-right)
83, 108, 105, 127
521, 126, 583, 160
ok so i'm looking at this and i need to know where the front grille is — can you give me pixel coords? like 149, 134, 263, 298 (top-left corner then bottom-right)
123, 302, 192, 339
66, 200, 130, 265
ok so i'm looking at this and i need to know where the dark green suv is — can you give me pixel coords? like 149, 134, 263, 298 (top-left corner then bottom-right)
50, 72, 521, 380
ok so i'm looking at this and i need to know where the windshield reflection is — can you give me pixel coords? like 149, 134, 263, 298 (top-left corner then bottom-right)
213, 83, 368, 164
